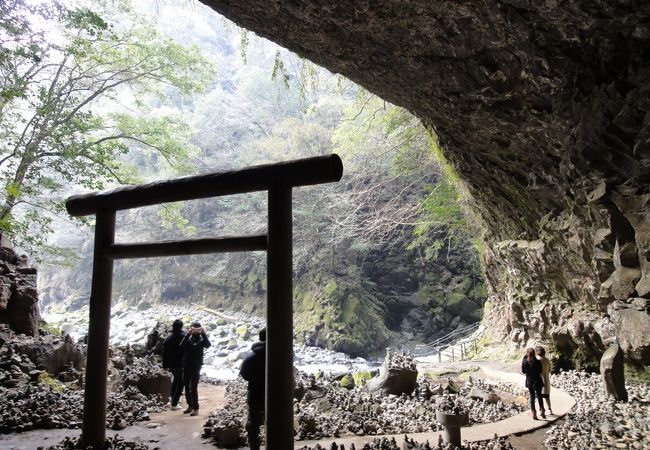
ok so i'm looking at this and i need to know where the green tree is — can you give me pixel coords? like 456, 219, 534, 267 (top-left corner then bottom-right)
0, 0, 213, 252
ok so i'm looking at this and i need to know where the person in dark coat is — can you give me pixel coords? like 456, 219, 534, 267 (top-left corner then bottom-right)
162, 319, 185, 410
239, 328, 266, 450
180, 320, 211, 416
522, 347, 545, 419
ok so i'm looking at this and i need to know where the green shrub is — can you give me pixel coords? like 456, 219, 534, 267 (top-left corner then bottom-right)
339, 374, 355, 389
39, 372, 65, 392
352, 371, 373, 387
40, 322, 61, 335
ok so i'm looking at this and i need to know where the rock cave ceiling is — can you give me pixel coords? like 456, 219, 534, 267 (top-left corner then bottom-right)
198, 0, 650, 367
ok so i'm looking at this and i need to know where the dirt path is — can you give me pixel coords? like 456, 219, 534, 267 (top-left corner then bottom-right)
0, 384, 227, 450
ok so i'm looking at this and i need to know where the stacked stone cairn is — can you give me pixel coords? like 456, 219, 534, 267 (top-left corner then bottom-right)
544, 370, 650, 449
204, 351, 523, 446
202, 379, 248, 446
295, 435, 514, 449
0, 329, 166, 434
40, 435, 153, 450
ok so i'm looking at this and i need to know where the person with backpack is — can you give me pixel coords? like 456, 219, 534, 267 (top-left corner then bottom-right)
240, 328, 266, 450
162, 318, 185, 410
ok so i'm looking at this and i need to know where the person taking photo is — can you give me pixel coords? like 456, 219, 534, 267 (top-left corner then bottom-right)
180, 320, 211, 416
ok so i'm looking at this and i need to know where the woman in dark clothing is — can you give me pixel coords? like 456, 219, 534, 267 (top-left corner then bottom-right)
521, 347, 545, 419
162, 319, 185, 410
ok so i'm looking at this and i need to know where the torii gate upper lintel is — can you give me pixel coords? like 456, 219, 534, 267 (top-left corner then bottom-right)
65, 154, 343, 450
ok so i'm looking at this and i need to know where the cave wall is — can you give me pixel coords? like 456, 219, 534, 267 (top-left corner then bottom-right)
199, 0, 650, 368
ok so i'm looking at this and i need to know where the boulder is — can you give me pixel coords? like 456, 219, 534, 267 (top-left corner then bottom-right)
235, 325, 250, 340
441, 379, 461, 394
15, 334, 84, 374
339, 374, 355, 389
599, 267, 641, 301
608, 300, 650, 364
146, 321, 169, 355
600, 344, 628, 402
131, 372, 171, 402
468, 386, 500, 404
367, 364, 417, 396
123, 358, 171, 402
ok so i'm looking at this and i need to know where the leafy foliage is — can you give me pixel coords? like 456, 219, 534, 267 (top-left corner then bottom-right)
0, 0, 214, 253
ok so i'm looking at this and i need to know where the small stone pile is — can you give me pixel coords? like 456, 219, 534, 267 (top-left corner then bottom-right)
403, 434, 514, 449
437, 395, 467, 415
106, 386, 165, 430
543, 370, 650, 449
295, 435, 515, 450
205, 367, 524, 444
0, 384, 83, 432
202, 379, 248, 445
385, 350, 417, 371
0, 331, 165, 434
296, 437, 401, 450
0, 382, 164, 433
40, 435, 154, 449
120, 356, 170, 402
0, 342, 39, 387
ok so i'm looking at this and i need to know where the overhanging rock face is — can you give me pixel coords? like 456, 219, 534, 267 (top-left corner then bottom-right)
199, 0, 650, 368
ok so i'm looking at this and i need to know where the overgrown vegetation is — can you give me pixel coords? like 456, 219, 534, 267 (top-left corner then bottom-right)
0, 0, 213, 253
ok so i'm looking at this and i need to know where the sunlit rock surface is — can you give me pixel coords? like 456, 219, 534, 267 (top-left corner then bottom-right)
198, 0, 650, 368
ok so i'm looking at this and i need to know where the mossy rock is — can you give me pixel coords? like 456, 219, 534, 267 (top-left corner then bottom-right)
339, 374, 355, 389
352, 371, 373, 387
216, 318, 228, 326
227, 339, 238, 350
204, 322, 217, 331
40, 322, 61, 335
235, 325, 250, 339
136, 301, 152, 312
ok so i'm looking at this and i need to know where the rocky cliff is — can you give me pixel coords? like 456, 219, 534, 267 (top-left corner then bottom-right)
0, 245, 40, 336
198, 0, 650, 368
39, 230, 485, 358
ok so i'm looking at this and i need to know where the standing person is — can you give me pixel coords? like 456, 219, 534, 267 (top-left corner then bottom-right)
180, 320, 211, 416
240, 328, 266, 450
536, 345, 553, 415
521, 347, 545, 419
162, 319, 185, 410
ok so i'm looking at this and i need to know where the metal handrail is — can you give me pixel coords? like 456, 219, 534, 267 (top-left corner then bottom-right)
415, 322, 480, 353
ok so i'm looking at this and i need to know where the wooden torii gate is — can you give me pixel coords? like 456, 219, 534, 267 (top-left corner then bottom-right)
65, 154, 343, 449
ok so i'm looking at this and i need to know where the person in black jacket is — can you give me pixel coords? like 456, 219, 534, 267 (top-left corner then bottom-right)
162, 319, 185, 410
239, 328, 266, 450
180, 320, 211, 416
522, 347, 545, 419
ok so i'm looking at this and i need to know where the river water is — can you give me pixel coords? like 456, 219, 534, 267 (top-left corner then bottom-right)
42, 302, 378, 380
